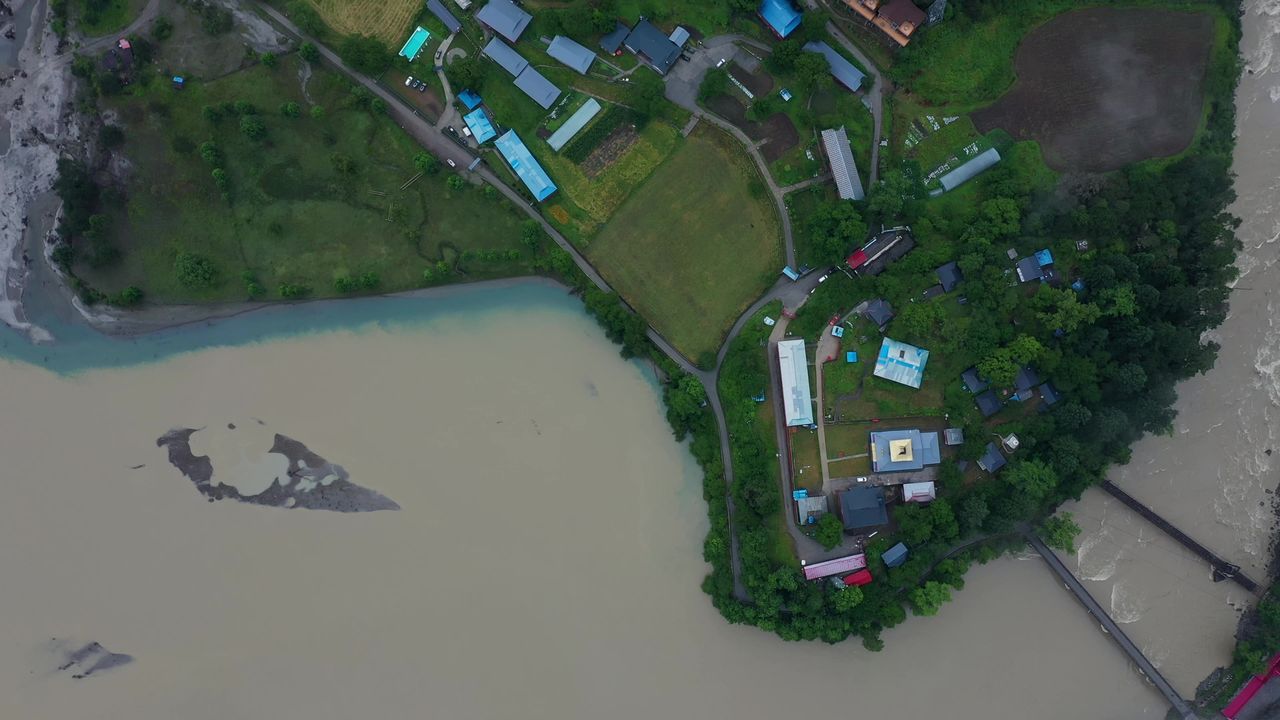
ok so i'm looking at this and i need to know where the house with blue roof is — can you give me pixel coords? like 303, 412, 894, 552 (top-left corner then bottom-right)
759, 0, 802, 38
458, 89, 483, 110
978, 442, 1007, 473
476, 0, 531, 43
873, 337, 929, 389
547, 35, 596, 75
482, 37, 528, 76
869, 429, 941, 473
495, 130, 557, 201
802, 41, 865, 92
462, 108, 497, 144
513, 67, 561, 109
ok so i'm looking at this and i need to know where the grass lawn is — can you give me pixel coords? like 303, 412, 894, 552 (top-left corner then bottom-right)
824, 423, 870, 461
789, 426, 823, 494
75, 0, 148, 35
587, 125, 783, 364
86, 55, 535, 302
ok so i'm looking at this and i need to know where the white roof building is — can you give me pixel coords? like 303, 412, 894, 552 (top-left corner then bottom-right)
777, 339, 814, 427
902, 481, 936, 503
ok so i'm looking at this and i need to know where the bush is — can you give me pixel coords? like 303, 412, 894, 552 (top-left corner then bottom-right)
339, 35, 392, 75
310, 105, 325, 119
260, 52, 278, 68
299, 42, 321, 63
199, 140, 222, 166
413, 152, 440, 175
815, 513, 844, 550
115, 286, 144, 306
239, 115, 266, 140
152, 15, 173, 41
287, 1, 325, 35
281, 101, 301, 118
174, 252, 217, 289
446, 175, 465, 190
278, 282, 311, 298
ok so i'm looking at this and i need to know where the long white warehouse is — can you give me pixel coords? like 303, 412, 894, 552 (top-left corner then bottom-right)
777, 339, 814, 427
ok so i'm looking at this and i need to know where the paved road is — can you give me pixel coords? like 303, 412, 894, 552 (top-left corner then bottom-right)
1022, 529, 1198, 720
433, 33, 463, 133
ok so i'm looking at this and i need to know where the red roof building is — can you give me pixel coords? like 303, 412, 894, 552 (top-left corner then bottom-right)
846, 249, 868, 270
843, 569, 873, 586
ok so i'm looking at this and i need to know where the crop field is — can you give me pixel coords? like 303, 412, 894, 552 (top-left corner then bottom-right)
587, 126, 782, 363
86, 55, 534, 302
970, 8, 1214, 172
306, 0, 419, 45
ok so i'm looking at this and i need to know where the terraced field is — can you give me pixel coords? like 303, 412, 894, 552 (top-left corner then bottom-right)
307, 0, 419, 45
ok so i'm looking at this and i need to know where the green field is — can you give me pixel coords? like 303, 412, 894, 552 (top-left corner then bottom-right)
74, 0, 149, 35
790, 426, 823, 494
588, 127, 783, 363
86, 55, 535, 302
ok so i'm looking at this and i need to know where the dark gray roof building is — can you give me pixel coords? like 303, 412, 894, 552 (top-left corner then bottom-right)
840, 486, 889, 530
922, 284, 945, 299
624, 19, 681, 74
864, 298, 894, 329
547, 35, 595, 74
482, 37, 529, 76
961, 367, 988, 393
975, 390, 1002, 418
427, 0, 462, 33
936, 261, 963, 292
513, 67, 561, 109
601, 21, 630, 54
977, 442, 1006, 473
1016, 256, 1043, 283
1039, 382, 1061, 408
476, 0, 532, 43
1014, 365, 1041, 395
802, 40, 865, 91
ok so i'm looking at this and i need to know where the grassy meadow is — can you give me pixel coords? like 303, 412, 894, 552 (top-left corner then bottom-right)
587, 126, 782, 362
87, 54, 534, 302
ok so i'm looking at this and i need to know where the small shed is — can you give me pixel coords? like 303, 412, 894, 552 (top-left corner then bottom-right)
902, 481, 936, 503
863, 298, 894, 329
171, 76, 185, 89
1013, 365, 1041, 399
943, 427, 964, 446
759, 0, 802, 38
1038, 382, 1061, 408
669, 26, 691, 48
883, 542, 909, 568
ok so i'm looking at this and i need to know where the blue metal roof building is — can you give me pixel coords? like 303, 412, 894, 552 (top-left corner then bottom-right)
759, 0, 802, 38
482, 37, 528, 76
462, 108, 497, 144
873, 337, 929, 389
426, 0, 462, 34
978, 442, 1007, 473
458, 89, 483, 110
495, 130, 557, 201
547, 98, 602, 151
802, 41, 865, 92
870, 429, 941, 472
601, 21, 629, 54
883, 542, 909, 568
476, 0, 531, 43
513, 67, 561, 109
547, 35, 596, 75
938, 147, 1002, 192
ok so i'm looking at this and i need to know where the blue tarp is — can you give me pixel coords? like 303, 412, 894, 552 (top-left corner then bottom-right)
462, 108, 497, 144
759, 0, 802, 38
458, 89, 483, 110
495, 130, 557, 202
398, 26, 431, 62
846, 351, 857, 363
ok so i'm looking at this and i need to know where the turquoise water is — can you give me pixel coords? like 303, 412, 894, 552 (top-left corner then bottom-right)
0, 280, 579, 374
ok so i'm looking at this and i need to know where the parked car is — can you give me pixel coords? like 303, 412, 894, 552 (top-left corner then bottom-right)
416, 82, 426, 93
461, 126, 472, 138
715, 58, 727, 68
404, 76, 414, 87
446, 158, 457, 168
818, 272, 830, 284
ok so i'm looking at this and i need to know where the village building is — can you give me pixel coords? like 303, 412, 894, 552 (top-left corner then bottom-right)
943, 427, 964, 445
427, 0, 462, 34
820, 126, 865, 200
547, 99, 602, 151
902, 481, 936, 503
977, 442, 1007, 473
960, 366, 989, 393
845, 0, 926, 46
870, 428, 941, 473
802, 40, 866, 92
975, 389, 1002, 418
1012, 365, 1041, 401
462, 108, 498, 143
863, 297, 894, 329
936, 147, 1002, 193
476, 0, 531, 43
777, 339, 814, 427
1039, 382, 1062, 410
494, 130, 557, 201
624, 19, 681, 75
547, 35, 596, 75
883, 542, 910, 568
936, 260, 964, 292
872, 337, 930, 389
846, 227, 916, 275
840, 486, 889, 530
759, 0, 803, 38
513, 66, 561, 108
802, 553, 867, 581
482, 37, 528, 76
600, 21, 630, 55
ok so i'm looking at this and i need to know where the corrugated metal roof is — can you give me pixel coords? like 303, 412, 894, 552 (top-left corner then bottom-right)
462, 108, 497, 144
669, 26, 690, 47
883, 542, 909, 567
939, 147, 1001, 191
820, 126, 865, 200
778, 339, 813, 427
482, 37, 528, 76
547, 35, 595, 74
476, 0, 531, 42
903, 481, 936, 503
872, 337, 929, 389
426, 0, 462, 33
625, 19, 680, 74
759, 0, 802, 38
802, 553, 867, 581
803, 41, 865, 91
513, 66, 561, 109
494, 130, 557, 201
547, 98, 602, 151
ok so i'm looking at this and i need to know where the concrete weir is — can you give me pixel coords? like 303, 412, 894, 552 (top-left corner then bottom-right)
1022, 530, 1198, 720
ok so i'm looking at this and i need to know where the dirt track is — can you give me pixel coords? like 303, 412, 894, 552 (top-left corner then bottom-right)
971, 7, 1214, 173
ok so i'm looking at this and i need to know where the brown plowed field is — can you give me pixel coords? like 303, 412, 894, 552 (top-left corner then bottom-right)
971, 8, 1214, 173
706, 95, 799, 162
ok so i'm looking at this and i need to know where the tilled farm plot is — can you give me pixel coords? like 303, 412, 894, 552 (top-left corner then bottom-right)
971, 8, 1213, 173
705, 95, 799, 162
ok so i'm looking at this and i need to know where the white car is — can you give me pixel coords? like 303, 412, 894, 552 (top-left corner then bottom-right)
716, 58, 727, 68
446, 158, 457, 168
461, 126, 472, 138
404, 76, 414, 87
